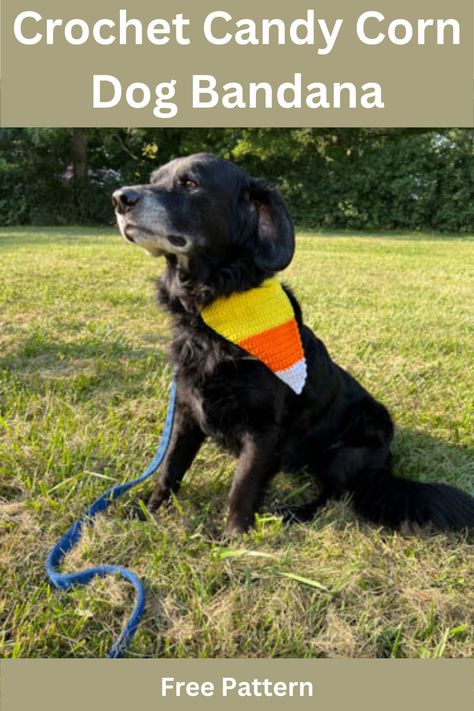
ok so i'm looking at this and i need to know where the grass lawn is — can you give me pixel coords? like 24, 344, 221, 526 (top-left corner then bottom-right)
0, 226, 473, 659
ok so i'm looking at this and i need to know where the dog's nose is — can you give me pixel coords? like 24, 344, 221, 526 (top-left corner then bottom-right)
112, 188, 141, 214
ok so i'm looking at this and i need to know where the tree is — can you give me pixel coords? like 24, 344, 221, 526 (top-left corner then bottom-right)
71, 130, 88, 182
0, 128, 472, 231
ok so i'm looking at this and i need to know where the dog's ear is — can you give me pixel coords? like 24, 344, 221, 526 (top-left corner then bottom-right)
247, 177, 295, 272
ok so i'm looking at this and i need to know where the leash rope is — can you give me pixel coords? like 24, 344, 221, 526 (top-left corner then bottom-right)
45, 376, 177, 658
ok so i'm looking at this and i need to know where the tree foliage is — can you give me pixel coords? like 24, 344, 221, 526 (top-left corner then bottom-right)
0, 128, 472, 231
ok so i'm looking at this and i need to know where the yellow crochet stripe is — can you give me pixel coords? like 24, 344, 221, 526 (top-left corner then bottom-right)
201, 278, 294, 343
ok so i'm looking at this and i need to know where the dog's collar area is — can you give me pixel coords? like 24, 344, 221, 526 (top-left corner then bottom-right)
200, 278, 307, 394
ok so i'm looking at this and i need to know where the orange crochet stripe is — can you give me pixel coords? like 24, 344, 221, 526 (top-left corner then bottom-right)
239, 318, 304, 372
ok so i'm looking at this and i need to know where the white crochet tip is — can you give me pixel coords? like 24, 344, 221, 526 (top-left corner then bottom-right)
275, 359, 307, 394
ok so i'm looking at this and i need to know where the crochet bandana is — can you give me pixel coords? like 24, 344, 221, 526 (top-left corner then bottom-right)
200, 278, 307, 394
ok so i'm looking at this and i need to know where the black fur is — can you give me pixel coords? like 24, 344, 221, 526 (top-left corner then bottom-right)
113, 153, 474, 535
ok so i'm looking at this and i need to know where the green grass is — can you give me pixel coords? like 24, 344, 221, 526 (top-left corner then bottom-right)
0, 226, 473, 659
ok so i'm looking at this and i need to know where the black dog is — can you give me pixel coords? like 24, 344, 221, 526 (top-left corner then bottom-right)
113, 153, 474, 536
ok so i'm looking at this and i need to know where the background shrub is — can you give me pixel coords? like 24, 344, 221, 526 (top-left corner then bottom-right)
0, 128, 472, 231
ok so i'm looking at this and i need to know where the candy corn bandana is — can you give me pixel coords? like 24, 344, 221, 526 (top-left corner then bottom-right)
200, 278, 307, 394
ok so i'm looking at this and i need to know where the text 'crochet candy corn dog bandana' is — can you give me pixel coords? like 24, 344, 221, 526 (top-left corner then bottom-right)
200, 278, 307, 394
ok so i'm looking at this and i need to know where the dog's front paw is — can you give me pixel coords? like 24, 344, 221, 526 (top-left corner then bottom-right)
147, 487, 170, 515
223, 523, 246, 539
224, 513, 253, 538
125, 495, 150, 520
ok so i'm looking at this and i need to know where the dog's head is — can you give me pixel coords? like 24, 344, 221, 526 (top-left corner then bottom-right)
113, 153, 294, 272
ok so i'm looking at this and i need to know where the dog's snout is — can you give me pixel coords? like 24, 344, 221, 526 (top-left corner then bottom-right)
113, 188, 141, 214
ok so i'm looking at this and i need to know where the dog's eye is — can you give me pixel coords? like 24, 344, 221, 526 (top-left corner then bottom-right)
180, 177, 198, 190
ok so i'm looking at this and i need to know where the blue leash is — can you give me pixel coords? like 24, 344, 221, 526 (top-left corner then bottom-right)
45, 376, 177, 658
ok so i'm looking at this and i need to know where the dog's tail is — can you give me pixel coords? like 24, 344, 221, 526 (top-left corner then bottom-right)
347, 468, 474, 532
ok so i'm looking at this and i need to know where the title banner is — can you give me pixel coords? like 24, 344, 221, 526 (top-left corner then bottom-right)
1, 0, 473, 126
